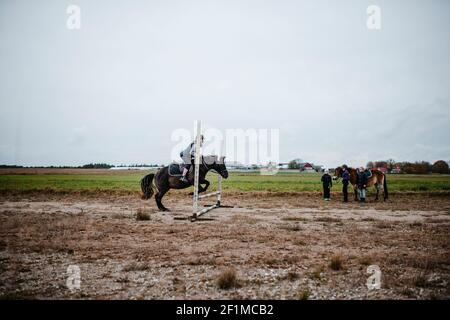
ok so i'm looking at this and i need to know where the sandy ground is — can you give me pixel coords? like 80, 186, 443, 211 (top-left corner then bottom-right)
0, 191, 449, 300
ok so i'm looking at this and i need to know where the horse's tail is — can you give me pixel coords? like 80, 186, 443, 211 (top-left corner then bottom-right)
383, 173, 388, 200
140, 173, 155, 200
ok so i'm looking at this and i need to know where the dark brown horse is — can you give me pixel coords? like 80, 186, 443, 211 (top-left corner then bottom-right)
140, 155, 228, 211
334, 166, 388, 201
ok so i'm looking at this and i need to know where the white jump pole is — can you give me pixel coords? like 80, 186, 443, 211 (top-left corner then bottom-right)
192, 120, 202, 216
191, 120, 223, 221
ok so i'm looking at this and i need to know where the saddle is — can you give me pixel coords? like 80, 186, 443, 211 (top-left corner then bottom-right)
168, 155, 218, 177
168, 163, 185, 176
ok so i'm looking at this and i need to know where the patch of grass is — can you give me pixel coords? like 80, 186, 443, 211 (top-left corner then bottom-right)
186, 256, 216, 266
250, 278, 264, 286
136, 208, 150, 221
18, 267, 31, 273
283, 255, 300, 264
375, 221, 392, 229
293, 239, 306, 246
279, 224, 301, 231
400, 287, 416, 298
282, 216, 308, 222
358, 255, 373, 266
2, 171, 450, 194
425, 218, 445, 224
264, 257, 279, 266
308, 267, 324, 281
279, 271, 300, 281
390, 255, 449, 271
286, 271, 299, 281
412, 273, 430, 288
217, 268, 240, 290
111, 213, 127, 219
122, 261, 151, 272
116, 276, 129, 283
172, 277, 186, 293
316, 216, 341, 223
329, 254, 345, 271
0, 290, 37, 300
408, 221, 423, 227
297, 289, 310, 300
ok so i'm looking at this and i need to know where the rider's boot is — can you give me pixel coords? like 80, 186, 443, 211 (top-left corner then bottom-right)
180, 168, 189, 183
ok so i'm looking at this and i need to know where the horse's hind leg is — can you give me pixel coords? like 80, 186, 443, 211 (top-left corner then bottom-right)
354, 188, 358, 201
155, 188, 170, 212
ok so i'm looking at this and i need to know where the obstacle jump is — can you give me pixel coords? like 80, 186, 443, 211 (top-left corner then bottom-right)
190, 121, 230, 222
191, 174, 223, 221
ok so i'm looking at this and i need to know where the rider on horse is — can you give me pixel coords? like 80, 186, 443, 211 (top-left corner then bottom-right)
180, 134, 204, 183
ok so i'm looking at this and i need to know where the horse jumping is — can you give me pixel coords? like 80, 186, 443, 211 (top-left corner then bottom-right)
334, 166, 388, 201
140, 155, 228, 211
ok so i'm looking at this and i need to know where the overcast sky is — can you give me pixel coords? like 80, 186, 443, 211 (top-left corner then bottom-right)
1, 0, 449, 167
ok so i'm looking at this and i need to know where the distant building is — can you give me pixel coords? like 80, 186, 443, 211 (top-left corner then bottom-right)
391, 166, 401, 174
288, 158, 323, 172
292, 158, 304, 164
226, 161, 250, 171
313, 165, 324, 172
299, 162, 316, 173
278, 163, 289, 170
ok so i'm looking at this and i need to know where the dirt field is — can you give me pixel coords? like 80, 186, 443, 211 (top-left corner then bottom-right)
1, 191, 449, 300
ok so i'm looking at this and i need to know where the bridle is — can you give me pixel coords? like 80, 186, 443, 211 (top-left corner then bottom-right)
200, 156, 226, 176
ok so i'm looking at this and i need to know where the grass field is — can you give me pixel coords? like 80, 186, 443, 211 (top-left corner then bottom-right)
1, 169, 449, 194
1, 168, 450, 299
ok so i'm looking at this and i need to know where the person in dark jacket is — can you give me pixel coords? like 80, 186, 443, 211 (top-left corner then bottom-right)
341, 165, 350, 202
356, 167, 368, 202
321, 169, 332, 201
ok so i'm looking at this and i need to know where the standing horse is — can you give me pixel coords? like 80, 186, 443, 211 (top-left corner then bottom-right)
140, 155, 228, 211
334, 166, 388, 201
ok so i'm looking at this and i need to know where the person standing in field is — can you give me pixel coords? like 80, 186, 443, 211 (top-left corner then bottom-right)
179, 135, 204, 183
341, 165, 350, 202
356, 166, 368, 202
321, 169, 332, 201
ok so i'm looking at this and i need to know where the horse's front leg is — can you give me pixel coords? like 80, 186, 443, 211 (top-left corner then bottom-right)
198, 179, 210, 194
354, 185, 358, 201
189, 179, 210, 196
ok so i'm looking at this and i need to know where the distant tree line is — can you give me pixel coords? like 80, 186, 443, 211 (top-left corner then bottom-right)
81, 163, 114, 169
366, 159, 449, 174
116, 164, 161, 168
